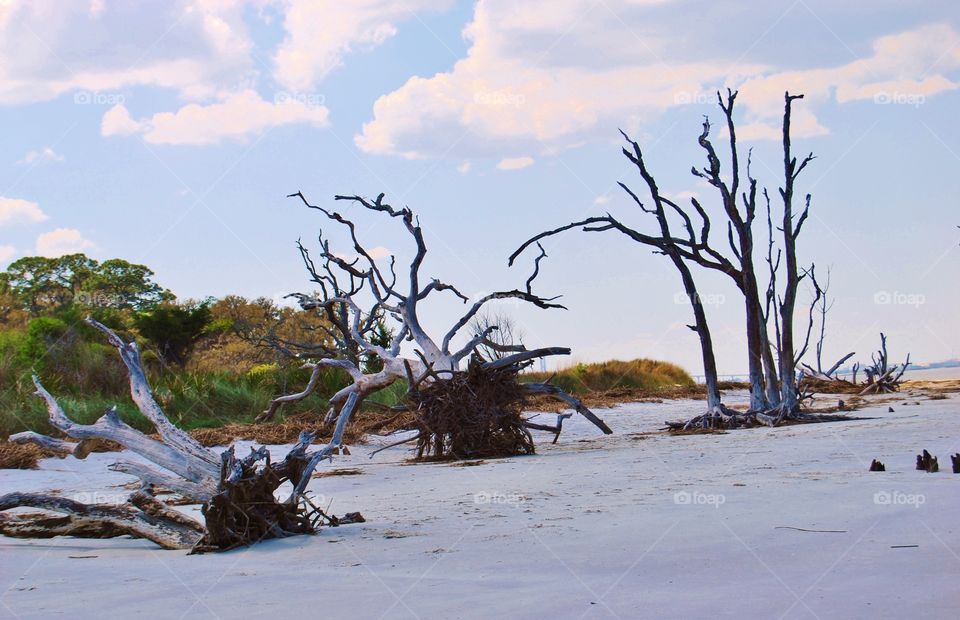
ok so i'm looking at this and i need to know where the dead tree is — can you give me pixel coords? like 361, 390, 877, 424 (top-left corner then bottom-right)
260, 192, 611, 453
514, 91, 836, 429
860, 333, 910, 394
796, 268, 858, 393
674, 91, 818, 421
0, 318, 359, 551
469, 309, 525, 361
510, 132, 740, 429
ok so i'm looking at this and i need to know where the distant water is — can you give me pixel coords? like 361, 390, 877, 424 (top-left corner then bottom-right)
828, 366, 960, 382
695, 366, 960, 384
902, 366, 960, 381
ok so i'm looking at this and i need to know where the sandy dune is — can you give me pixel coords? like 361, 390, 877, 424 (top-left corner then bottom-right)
1, 388, 958, 619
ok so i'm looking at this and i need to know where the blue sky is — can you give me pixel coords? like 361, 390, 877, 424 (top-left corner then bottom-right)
0, 0, 958, 375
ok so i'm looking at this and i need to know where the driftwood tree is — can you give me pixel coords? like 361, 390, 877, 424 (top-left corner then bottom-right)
799, 270, 855, 380
469, 310, 525, 362
260, 192, 611, 455
514, 91, 841, 429
0, 318, 361, 551
859, 333, 910, 394
510, 139, 735, 425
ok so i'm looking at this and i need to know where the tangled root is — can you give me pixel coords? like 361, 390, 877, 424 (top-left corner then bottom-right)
411, 360, 534, 460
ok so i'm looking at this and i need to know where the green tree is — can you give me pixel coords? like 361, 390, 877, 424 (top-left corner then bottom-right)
17, 316, 69, 370
4, 255, 95, 312
362, 317, 394, 374
133, 301, 212, 368
84, 258, 172, 310
3, 254, 171, 315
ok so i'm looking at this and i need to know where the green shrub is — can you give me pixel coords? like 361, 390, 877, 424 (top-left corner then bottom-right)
18, 316, 68, 368
522, 358, 693, 394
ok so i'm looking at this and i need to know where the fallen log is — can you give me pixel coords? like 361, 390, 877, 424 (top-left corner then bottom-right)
0, 318, 361, 551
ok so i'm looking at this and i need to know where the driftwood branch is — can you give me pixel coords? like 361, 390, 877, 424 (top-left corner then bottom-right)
0, 317, 361, 551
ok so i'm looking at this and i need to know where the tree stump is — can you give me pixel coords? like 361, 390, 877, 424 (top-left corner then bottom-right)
916, 450, 938, 473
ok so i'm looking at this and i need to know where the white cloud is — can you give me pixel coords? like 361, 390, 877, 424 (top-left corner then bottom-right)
593, 195, 610, 206
0, 1, 453, 145
88, 0, 106, 18
732, 25, 960, 138
101, 104, 145, 136
457, 161, 471, 174
273, 0, 450, 91
367, 246, 392, 260
356, 1, 960, 157
662, 190, 700, 205
335, 246, 392, 262
17, 147, 64, 165
496, 156, 534, 170
0, 197, 47, 226
35, 228, 96, 257
0, 245, 15, 265
0, 1, 255, 105
102, 90, 329, 145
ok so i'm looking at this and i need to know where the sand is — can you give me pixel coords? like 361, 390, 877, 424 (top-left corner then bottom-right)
1, 387, 957, 619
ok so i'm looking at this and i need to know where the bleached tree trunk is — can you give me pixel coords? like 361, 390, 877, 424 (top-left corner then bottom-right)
1, 318, 362, 551
260, 192, 613, 440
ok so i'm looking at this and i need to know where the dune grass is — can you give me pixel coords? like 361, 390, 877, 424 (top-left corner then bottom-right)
521, 358, 694, 395
0, 358, 342, 438
0, 328, 689, 438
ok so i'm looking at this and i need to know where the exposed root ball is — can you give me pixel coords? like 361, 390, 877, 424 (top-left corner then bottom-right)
194, 446, 313, 552
412, 361, 534, 460
665, 405, 854, 432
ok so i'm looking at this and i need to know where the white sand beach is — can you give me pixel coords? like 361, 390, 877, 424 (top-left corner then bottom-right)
1, 387, 958, 620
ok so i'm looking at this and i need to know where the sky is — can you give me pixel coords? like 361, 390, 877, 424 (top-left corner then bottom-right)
0, 0, 958, 376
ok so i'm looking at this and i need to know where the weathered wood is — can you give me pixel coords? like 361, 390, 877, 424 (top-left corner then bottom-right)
108, 460, 213, 503
521, 382, 612, 434
0, 318, 361, 552
0, 492, 204, 550
513, 91, 832, 428
8, 431, 78, 458
31, 381, 218, 489
916, 450, 938, 472
86, 318, 219, 469
860, 333, 910, 395
523, 413, 572, 444
274, 190, 612, 449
